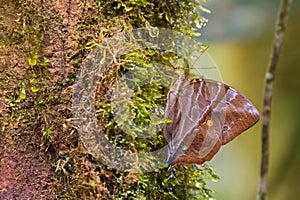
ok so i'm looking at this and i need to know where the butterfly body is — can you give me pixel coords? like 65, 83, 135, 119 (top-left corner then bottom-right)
164, 74, 260, 166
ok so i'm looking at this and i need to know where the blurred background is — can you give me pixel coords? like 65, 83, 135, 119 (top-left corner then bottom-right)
200, 0, 300, 199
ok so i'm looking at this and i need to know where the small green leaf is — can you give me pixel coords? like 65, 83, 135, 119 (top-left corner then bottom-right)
28, 50, 39, 66
200, 5, 211, 13
212, 173, 220, 182
124, 5, 133, 11
19, 88, 26, 99
31, 86, 40, 92
29, 78, 38, 84
85, 41, 96, 49
165, 14, 170, 22
17, 83, 26, 102
42, 128, 53, 141
2, 125, 6, 133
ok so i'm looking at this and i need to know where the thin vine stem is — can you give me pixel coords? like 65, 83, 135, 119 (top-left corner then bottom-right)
258, 0, 293, 200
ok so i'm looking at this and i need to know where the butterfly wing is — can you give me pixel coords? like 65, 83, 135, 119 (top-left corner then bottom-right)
164, 77, 260, 166
164, 76, 216, 165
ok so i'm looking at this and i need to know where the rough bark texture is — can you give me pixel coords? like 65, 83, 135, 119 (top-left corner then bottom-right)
0, 0, 121, 199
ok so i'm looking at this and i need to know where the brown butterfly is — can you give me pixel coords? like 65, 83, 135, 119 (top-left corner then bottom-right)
163, 74, 260, 166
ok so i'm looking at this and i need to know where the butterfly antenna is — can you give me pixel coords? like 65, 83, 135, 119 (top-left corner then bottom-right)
191, 45, 209, 67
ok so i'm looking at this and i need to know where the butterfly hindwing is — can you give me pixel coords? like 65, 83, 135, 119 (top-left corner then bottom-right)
203, 79, 260, 144
164, 76, 260, 166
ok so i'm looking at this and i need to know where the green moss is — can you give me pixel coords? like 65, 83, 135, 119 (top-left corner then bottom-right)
94, 47, 217, 199
96, 0, 209, 36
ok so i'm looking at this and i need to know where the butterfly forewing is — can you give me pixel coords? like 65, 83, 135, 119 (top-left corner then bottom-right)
164, 76, 260, 166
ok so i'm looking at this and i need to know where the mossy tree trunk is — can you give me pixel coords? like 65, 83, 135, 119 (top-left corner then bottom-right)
0, 0, 215, 199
